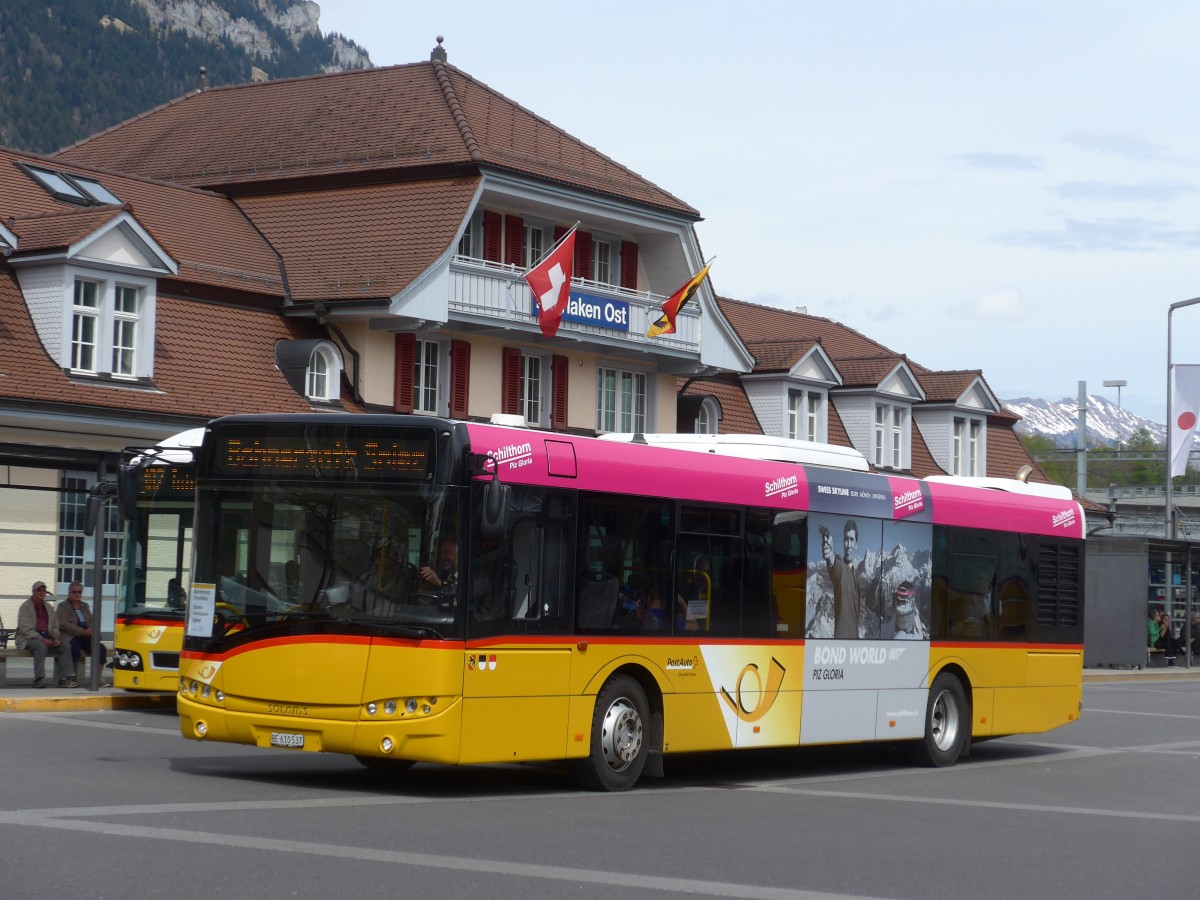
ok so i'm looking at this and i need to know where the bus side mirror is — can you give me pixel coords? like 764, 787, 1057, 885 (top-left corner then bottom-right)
84, 481, 117, 537
117, 466, 139, 521
481, 479, 511, 541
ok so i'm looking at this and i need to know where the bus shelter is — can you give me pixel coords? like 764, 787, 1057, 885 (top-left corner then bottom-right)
1085, 536, 1197, 668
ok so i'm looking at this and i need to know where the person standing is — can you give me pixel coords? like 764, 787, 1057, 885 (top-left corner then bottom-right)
14, 580, 75, 688
822, 519, 863, 639
57, 581, 108, 684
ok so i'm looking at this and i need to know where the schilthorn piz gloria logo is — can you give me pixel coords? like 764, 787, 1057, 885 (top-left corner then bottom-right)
495, 441, 533, 471
1052, 508, 1077, 530
765, 474, 799, 500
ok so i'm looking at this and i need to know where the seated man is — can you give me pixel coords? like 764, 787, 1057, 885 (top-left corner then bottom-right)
15, 580, 75, 688
57, 581, 109, 684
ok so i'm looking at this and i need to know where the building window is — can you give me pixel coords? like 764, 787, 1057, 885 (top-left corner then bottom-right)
457, 217, 474, 257
593, 240, 612, 284
953, 417, 983, 476
525, 225, 544, 267
597, 366, 647, 434
787, 389, 824, 442
414, 339, 441, 414
696, 398, 719, 434
71, 279, 99, 371
305, 343, 343, 402
111, 285, 139, 376
58, 472, 122, 590
875, 402, 906, 469
68, 276, 151, 379
521, 354, 542, 423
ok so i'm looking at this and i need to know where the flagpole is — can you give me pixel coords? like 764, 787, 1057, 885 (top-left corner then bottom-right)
1166, 296, 1200, 538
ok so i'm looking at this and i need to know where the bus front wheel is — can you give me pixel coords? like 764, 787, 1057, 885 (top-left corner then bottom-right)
906, 672, 969, 767
575, 675, 648, 792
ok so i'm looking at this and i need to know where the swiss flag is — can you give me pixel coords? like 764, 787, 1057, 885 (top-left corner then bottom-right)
1170, 364, 1200, 478
523, 227, 577, 339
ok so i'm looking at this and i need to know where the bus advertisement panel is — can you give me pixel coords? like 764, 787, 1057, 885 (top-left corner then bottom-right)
177, 414, 1084, 790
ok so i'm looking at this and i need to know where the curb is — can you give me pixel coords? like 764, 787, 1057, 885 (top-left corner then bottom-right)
0, 692, 175, 713
1084, 672, 1200, 684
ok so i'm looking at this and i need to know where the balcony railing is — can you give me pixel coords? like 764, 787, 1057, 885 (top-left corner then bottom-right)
448, 255, 700, 355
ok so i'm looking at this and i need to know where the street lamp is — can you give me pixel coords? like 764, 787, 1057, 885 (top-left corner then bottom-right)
1104, 379, 1127, 451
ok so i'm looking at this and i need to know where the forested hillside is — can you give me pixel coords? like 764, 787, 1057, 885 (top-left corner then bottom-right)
0, 0, 370, 153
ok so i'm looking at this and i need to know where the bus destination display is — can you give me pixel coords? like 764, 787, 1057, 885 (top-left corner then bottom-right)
215, 431, 432, 481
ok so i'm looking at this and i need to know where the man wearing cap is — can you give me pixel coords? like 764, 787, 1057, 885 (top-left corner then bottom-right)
14, 581, 76, 688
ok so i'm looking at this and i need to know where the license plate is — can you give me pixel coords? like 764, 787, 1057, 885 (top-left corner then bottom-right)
269, 732, 304, 749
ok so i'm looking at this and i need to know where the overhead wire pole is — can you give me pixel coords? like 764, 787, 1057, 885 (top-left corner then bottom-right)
1165, 296, 1200, 539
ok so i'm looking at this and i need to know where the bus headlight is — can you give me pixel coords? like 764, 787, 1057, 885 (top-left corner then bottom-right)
405, 699, 417, 713
366, 702, 378, 716
384, 701, 397, 715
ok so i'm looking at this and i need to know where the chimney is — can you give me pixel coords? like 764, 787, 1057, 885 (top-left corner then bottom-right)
194, 65, 208, 93
430, 35, 447, 63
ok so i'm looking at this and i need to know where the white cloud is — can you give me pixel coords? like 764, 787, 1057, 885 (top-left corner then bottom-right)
958, 289, 1026, 320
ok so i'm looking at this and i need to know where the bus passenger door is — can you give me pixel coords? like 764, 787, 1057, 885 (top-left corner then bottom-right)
459, 494, 573, 764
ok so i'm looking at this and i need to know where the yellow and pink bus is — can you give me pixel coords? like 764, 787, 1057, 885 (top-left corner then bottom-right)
178, 414, 1084, 790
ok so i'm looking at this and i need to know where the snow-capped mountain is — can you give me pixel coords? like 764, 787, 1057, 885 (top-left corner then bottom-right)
1002, 395, 1170, 448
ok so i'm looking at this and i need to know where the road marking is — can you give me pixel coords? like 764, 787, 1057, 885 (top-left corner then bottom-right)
4, 713, 179, 735
0, 809, 876, 900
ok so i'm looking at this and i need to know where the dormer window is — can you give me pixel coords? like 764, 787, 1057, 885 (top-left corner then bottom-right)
952, 416, 984, 476
788, 389, 826, 442
68, 276, 145, 378
874, 402, 908, 469
306, 342, 344, 402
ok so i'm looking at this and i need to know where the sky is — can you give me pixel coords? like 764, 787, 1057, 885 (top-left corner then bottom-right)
316, 0, 1200, 426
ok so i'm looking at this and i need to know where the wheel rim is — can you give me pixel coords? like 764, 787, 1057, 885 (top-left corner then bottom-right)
599, 695, 643, 773
929, 687, 960, 752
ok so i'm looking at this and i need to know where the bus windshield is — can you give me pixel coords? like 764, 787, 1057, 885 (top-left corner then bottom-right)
120, 460, 196, 618
187, 481, 464, 646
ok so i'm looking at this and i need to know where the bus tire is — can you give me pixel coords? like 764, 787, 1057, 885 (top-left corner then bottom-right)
905, 672, 969, 767
354, 755, 416, 774
575, 675, 648, 792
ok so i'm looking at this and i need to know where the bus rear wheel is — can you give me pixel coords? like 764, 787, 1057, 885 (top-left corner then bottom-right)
575, 675, 648, 792
905, 672, 969, 767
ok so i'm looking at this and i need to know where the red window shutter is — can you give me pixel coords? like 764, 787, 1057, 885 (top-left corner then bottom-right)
450, 339, 471, 419
575, 230, 592, 280
501, 347, 522, 416
554, 225, 566, 242
482, 211, 502, 263
393, 333, 415, 414
620, 240, 639, 290
505, 216, 524, 267
551, 354, 569, 431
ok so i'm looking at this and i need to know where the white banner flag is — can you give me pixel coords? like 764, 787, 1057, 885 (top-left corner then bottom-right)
1170, 364, 1200, 478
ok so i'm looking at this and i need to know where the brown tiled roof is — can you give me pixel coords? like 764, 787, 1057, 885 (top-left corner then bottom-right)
716, 296, 900, 362
918, 369, 990, 404
0, 270, 334, 418
677, 375, 763, 434
2, 149, 285, 299
56, 62, 696, 217
834, 355, 910, 389
11, 206, 127, 252
233, 177, 481, 302
986, 418, 1051, 485
743, 338, 818, 373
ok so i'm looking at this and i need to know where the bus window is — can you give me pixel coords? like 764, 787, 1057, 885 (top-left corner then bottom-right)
576, 493, 673, 633
769, 510, 807, 637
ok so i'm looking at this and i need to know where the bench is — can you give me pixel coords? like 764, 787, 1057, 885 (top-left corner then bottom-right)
1147, 647, 1166, 668
0, 632, 101, 687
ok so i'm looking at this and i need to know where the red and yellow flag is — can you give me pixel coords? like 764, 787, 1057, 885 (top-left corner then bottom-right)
646, 260, 713, 339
